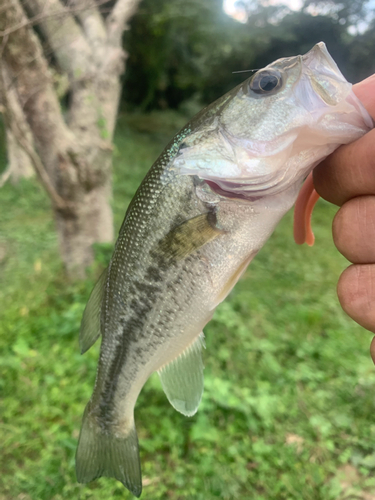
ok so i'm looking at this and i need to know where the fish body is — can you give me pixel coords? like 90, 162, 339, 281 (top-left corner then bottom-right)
76, 43, 372, 497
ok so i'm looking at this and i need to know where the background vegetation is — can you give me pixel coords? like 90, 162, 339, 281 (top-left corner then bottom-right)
122, 0, 375, 109
1, 111, 375, 499
1, 0, 375, 498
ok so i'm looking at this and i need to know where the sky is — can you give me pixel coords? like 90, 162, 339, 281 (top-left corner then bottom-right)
223, 0, 375, 32
223, 0, 303, 22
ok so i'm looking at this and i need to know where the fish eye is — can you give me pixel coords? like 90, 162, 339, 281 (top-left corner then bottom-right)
249, 69, 283, 95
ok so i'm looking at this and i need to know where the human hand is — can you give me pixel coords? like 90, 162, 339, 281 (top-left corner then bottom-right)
313, 74, 375, 364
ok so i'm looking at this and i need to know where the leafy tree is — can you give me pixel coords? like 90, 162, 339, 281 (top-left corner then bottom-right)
302, 0, 371, 27
123, 0, 375, 110
346, 18, 375, 82
123, 0, 246, 109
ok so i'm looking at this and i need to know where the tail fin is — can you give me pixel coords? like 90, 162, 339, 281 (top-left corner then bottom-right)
75, 405, 142, 497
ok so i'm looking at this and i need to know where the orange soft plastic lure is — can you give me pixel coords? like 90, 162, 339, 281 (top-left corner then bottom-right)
294, 172, 320, 246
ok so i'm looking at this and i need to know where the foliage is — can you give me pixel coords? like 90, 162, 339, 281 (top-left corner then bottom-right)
1, 111, 375, 500
123, 0, 243, 109
123, 0, 375, 110
302, 0, 370, 26
346, 17, 375, 81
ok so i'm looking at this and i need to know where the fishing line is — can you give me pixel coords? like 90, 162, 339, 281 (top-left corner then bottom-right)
232, 69, 260, 74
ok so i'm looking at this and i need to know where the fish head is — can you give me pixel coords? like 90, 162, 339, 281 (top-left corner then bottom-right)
175, 42, 373, 198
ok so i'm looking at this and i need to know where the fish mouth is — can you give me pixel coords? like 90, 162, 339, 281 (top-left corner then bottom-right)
295, 41, 352, 111
203, 168, 297, 201
205, 180, 264, 201
302, 42, 336, 69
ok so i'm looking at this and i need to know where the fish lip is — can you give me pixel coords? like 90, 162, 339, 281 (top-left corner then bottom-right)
299, 42, 342, 70
301, 42, 337, 71
293, 42, 353, 112
302, 42, 328, 62
300, 41, 345, 85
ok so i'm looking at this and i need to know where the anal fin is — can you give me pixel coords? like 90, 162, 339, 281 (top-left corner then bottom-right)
158, 333, 205, 417
79, 268, 108, 354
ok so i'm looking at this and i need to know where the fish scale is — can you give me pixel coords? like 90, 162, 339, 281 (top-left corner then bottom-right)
76, 43, 372, 497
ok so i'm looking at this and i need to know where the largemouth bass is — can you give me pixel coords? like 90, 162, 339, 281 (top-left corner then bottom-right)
76, 43, 372, 497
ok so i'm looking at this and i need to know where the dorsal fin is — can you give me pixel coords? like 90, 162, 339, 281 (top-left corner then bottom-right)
158, 333, 205, 416
79, 269, 108, 354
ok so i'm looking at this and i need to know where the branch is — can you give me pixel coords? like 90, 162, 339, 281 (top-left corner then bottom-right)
0, 63, 68, 209
0, 0, 111, 37
0, 62, 34, 183
25, 0, 93, 77
11, 115, 69, 209
0, 0, 74, 208
106, 0, 141, 47
0, 2, 79, 37
69, 0, 107, 51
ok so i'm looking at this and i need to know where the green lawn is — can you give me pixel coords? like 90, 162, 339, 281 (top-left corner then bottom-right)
1, 112, 375, 500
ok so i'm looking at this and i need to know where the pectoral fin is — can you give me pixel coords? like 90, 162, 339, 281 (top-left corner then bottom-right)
158, 333, 205, 416
79, 269, 108, 354
158, 212, 222, 260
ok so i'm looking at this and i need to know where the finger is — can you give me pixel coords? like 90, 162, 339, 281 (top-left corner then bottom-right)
370, 336, 375, 365
337, 264, 375, 333
313, 127, 375, 206
333, 196, 375, 264
313, 75, 375, 206
353, 74, 375, 117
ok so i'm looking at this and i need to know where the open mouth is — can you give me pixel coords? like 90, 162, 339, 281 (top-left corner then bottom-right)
205, 180, 263, 201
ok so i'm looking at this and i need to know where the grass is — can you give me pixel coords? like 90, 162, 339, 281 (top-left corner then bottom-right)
1, 111, 375, 500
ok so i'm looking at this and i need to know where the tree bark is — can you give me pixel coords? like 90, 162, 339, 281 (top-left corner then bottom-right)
0, 0, 141, 276
0, 63, 34, 182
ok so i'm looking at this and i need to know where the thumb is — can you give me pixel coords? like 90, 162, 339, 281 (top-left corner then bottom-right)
371, 336, 375, 365
353, 74, 375, 118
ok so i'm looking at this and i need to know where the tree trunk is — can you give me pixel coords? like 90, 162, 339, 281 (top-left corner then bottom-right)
0, 0, 141, 277
56, 183, 113, 274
